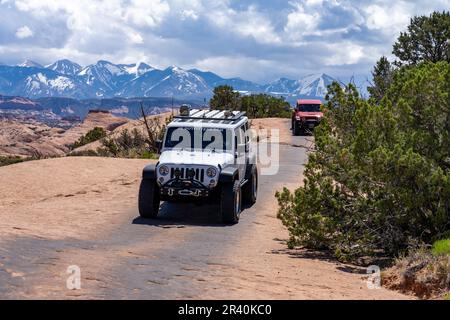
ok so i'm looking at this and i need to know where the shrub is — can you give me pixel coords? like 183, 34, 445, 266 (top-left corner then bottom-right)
0, 156, 26, 167
72, 127, 107, 149
241, 94, 291, 118
68, 150, 100, 157
432, 239, 450, 257
276, 62, 450, 261
210, 86, 292, 118
383, 243, 450, 299
98, 128, 157, 159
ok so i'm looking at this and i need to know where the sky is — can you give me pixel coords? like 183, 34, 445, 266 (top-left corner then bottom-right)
0, 0, 448, 84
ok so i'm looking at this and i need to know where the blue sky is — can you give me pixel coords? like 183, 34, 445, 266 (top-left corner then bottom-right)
0, 0, 448, 83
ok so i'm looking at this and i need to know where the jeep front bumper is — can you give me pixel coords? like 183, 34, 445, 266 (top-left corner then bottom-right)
161, 187, 210, 197
159, 178, 211, 198
296, 119, 320, 129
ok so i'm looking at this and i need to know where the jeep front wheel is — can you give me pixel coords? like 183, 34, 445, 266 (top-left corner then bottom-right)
220, 180, 241, 224
138, 179, 160, 218
293, 122, 301, 136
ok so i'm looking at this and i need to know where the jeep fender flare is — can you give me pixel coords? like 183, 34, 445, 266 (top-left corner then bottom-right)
219, 165, 240, 183
142, 164, 157, 180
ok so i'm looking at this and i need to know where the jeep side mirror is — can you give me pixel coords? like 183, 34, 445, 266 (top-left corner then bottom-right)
156, 140, 163, 154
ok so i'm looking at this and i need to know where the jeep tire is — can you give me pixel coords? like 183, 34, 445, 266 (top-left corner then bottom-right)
220, 180, 241, 224
243, 164, 258, 205
138, 179, 160, 218
293, 121, 301, 136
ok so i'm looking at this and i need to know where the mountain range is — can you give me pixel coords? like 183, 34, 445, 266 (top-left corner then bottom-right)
0, 59, 336, 101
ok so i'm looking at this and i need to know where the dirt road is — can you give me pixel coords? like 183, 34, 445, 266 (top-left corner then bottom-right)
0, 120, 411, 299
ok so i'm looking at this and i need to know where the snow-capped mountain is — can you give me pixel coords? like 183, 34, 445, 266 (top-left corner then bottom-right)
76, 61, 158, 97
0, 59, 337, 100
46, 59, 82, 76
188, 69, 262, 93
293, 73, 335, 97
119, 62, 154, 78
0, 65, 93, 98
263, 78, 298, 94
264, 73, 335, 98
154, 66, 209, 97
120, 66, 210, 98
17, 60, 43, 68
77, 60, 124, 96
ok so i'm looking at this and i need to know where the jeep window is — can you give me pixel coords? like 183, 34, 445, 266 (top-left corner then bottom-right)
297, 104, 321, 112
235, 126, 247, 154
164, 127, 233, 151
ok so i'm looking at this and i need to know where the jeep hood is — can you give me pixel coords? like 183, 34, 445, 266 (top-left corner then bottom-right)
159, 149, 234, 167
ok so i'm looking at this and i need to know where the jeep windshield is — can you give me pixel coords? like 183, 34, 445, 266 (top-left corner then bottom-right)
298, 104, 321, 112
164, 127, 233, 151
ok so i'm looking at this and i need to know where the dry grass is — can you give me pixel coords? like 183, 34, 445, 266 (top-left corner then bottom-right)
383, 244, 450, 299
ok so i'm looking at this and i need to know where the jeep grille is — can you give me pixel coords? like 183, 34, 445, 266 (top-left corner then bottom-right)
170, 167, 205, 183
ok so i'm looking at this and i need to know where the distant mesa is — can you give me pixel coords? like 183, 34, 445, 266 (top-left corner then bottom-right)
88, 109, 111, 114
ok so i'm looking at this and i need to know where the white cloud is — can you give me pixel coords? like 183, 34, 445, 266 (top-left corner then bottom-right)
364, 2, 413, 38
128, 32, 144, 44
208, 5, 281, 45
15, 25, 33, 39
284, 3, 321, 41
181, 9, 199, 20
323, 42, 365, 66
124, 0, 170, 28
1, 0, 449, 82
194, 55, 279, 82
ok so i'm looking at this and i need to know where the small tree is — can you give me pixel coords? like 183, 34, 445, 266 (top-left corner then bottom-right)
210, 85, 241, 110
99, 128, 156, 159
368, 56, 394, 103
393, 11, 450, 66
276, 62, 450, 261
241, 94, 291, 118
72, 127, 107, 149
139, 102, 170, 153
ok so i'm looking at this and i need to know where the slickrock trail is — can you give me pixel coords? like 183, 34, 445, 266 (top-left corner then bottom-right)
0, 119, 411, 299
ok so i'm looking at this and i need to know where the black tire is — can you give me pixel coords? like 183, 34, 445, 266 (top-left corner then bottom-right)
220, 180, 241, 224
243, 165, 258, 205
293, 122, 301, 136
138, 179, 160, 218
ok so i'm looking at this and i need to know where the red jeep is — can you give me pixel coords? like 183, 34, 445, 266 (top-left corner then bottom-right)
292, 99, 323, 136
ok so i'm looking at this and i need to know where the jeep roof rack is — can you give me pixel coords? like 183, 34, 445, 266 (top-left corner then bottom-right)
174, 109, 246, 124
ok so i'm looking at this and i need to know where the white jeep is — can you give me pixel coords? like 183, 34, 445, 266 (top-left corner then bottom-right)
138, 106, 258, 224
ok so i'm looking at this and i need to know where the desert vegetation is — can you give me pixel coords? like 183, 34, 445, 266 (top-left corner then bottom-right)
276, 11, 449, 298
70, 107, 170, 160
383, 238, 450, 299
0, 155, 28, 167
72, 127, 107, 149
210, 85, 292, 118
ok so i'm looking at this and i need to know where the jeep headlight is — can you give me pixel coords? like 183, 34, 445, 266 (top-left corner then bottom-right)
207, 167, 217, 178
159, 165, 169, 176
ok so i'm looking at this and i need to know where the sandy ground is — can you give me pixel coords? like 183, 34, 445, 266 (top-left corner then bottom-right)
0, 157, 152, 240
251, 118, 293, 145
0, 119, 412, 300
